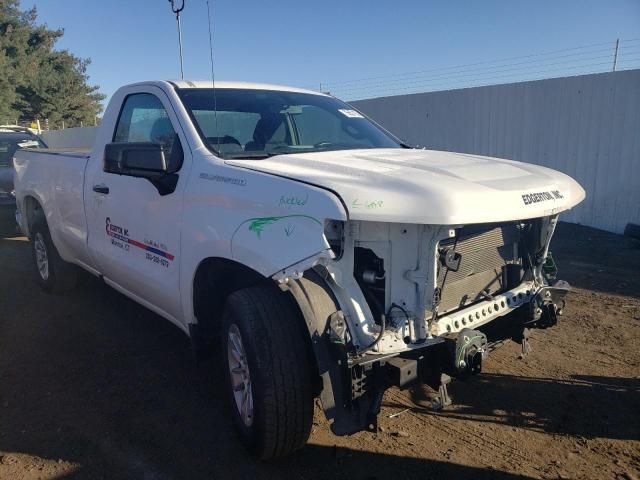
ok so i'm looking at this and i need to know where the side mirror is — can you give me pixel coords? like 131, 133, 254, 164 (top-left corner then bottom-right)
104, 142, 168, 177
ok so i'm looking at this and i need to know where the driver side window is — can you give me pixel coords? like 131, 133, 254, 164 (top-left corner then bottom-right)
113, 93, 182, 171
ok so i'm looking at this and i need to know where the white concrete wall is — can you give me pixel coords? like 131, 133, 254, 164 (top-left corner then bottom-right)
40, 126, 97, 150
352, 70, 640, 234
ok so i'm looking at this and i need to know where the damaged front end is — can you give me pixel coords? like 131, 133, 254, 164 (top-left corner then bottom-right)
281, 214, 571, 435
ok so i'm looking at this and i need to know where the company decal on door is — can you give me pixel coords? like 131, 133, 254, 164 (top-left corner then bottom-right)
106, 217, 174, 267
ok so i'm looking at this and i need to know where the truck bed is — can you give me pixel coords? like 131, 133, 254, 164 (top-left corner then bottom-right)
14, 147, 92, 269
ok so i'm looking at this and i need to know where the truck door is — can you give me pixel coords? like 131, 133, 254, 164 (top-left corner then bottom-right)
85, 88, 188, 324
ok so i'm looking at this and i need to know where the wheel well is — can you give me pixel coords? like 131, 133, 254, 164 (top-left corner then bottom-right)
23, 196, 43, 236
192, 258, 270, 349
191, 258, 323, 395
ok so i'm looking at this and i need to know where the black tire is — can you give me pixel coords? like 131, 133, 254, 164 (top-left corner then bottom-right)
30, 214, 77, 293
220, 286, 314, 459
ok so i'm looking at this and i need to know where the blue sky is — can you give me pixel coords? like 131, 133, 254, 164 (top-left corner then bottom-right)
23, 0, 640, 105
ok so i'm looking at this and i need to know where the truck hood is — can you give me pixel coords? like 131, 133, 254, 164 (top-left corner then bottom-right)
226, 148, 585, 225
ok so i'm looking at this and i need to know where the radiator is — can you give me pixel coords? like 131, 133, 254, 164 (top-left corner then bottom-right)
437, 225, 520, 313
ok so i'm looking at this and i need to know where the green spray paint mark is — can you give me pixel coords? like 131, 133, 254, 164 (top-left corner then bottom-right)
248, 217, 280, 238
230, 214, 323, 258
232, 214, 322, 244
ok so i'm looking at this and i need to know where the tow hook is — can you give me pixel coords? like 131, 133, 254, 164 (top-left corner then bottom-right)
528, 280, 571, 329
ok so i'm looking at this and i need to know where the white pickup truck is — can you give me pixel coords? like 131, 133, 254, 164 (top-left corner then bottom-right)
13, 80, 585, 459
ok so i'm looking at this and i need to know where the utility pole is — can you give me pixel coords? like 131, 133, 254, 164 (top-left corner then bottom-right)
612, 38, 619, 72
168, 0, 186, 79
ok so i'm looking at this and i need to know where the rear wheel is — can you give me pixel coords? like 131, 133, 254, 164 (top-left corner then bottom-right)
30, 215, 77, 293
220, 286, 314, 459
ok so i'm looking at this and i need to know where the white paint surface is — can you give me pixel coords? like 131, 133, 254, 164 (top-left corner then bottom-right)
352, 70, 640, 234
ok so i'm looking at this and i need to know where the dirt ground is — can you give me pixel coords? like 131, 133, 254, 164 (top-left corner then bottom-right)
0, 205, 638, 480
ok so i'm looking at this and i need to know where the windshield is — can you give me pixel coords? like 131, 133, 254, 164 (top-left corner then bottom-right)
177, 88, 401, 158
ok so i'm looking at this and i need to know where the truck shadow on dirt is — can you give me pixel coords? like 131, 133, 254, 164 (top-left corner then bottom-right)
46, 447, 540, 480
0, 235, 537, 479
400, 372, 640, 442
0, 276, 536, 478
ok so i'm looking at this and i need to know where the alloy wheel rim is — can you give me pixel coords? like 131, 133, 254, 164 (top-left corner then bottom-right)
227, 323, 254, 427
34, 233, 49, 281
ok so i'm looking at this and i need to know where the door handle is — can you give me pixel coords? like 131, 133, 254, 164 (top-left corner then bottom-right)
93, 184, 109, 194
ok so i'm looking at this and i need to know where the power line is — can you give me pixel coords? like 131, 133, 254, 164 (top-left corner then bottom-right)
330, 50, 638, 94
338, 59, 640, 100
325, 39, 640, 89
329, 48, 640, 95
318, 38, 640, 100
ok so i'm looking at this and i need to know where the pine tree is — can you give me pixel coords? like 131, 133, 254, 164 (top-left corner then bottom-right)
0, 0, 105, 127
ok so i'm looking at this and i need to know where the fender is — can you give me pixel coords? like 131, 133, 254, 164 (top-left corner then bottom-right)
179, 159, 348, 326
230, 212, 331, 277
285, 268, 376, 435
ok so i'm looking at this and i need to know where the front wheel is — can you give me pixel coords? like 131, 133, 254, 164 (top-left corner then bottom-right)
220, 286, 314, 459
30, 215, 77, 293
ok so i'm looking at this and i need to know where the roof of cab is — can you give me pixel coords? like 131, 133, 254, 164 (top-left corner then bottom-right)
167, 80, 328, 96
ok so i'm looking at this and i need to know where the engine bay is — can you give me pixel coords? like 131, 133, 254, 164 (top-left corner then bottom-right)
322, 214, 562, 354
